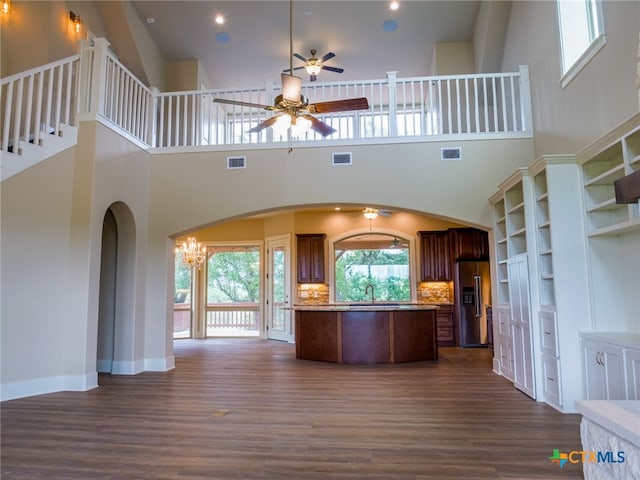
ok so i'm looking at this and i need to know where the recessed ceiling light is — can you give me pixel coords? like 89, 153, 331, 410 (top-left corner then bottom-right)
390, 1, 399, 11
215, 14, 225, 25
146, 17, 155, 24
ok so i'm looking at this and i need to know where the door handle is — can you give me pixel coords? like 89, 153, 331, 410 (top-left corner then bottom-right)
474, 275, 482, 318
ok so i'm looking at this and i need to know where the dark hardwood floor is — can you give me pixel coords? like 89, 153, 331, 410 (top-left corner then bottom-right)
1, 340, 584, 479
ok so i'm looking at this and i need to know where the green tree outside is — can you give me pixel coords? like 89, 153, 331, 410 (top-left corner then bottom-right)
335, 248, 410, 302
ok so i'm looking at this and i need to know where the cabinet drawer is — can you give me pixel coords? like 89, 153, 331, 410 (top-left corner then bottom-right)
437, 327, 454, 344
496, 307, 510, 338
542, 354, 562, 407
437, 316, 453, 327
540, 310, 558, 357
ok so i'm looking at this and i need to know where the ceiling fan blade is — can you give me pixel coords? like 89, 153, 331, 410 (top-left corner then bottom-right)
281, 73, 302, 103
302, 115, 337, 137
321, 65, 344, 74
247, 115, 281, 133
213, 98, 274, 110
293, 53, 307, 62
282, 66, 306, 74
308, 97, 369, 114
320, 52, 336, 62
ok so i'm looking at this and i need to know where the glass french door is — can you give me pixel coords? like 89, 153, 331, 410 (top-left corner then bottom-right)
266, 236, 293, 342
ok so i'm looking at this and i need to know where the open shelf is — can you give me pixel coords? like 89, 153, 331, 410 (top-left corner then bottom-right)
584, 163, 625, 186
580, 122, 640, 234
535, 169, 556, 307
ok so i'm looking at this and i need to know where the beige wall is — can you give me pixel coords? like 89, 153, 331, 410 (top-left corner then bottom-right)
501, 0, 640, 156
431, 42, 475, 75
0, 1, 99, 76
0, 148, 75, 385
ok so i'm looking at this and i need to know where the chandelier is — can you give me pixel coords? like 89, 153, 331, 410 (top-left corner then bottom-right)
176, 237, 207, 269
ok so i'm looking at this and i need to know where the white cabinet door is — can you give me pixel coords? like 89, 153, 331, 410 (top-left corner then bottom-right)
507, 254, 535, 399
626, 348, 640, 400
582, 340, 606, 400
582, 340, 626, 400
602, 345, 625, 400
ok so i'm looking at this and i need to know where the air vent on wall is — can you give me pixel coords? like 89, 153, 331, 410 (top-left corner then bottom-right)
441, 147, 462, 160
332, 152, 352, 165
227, 156, 246, 169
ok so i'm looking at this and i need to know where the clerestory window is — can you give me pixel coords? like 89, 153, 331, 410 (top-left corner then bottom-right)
556, 0, 606, 87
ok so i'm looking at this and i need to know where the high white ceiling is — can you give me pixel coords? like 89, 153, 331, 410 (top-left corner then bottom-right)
128, 1, 482, 90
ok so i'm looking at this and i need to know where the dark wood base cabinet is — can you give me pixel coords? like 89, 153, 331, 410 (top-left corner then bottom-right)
295, 308, 438, 364
435, 304, 455, 347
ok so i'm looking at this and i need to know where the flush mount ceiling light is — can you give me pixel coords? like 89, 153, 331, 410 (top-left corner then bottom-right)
390, 1, 400, 11
215, 14, 225, 25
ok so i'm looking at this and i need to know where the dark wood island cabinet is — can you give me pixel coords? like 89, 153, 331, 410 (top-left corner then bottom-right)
294, 305, 438, 364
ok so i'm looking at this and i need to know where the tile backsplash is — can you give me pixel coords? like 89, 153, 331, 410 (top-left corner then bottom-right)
417, 281, 453, 304
297, 284, 330, 304
296, 282, 453, 305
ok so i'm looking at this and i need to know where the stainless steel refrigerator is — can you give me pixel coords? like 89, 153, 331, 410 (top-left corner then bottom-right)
456, 260, 491, 347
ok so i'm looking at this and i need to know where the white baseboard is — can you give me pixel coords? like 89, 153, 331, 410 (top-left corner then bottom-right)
145, 355, 175, 371
1, 372, 98, 402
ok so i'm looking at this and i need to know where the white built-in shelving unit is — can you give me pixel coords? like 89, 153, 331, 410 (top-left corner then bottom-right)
489, 169, 535, 395
578, 113, 640, 334
579, 115, 640, 237
490, 115, 640, 413
533, 170, 555, 307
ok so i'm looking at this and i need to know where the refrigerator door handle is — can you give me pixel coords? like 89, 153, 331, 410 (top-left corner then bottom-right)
474, 275, 482, 318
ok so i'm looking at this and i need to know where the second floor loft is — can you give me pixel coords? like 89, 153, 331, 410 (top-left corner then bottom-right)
1, 38, 533, 181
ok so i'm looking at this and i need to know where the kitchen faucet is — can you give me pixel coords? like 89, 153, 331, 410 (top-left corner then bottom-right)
365, 283, 375, 303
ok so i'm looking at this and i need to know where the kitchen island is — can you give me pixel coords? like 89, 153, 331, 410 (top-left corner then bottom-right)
293, 304, 438, 364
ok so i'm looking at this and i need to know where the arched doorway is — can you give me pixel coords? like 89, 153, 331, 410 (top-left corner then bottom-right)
97, 202, 137, 375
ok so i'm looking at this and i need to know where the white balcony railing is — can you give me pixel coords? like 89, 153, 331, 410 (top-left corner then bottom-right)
1, 37, 533, 179
1, 55, 80, 155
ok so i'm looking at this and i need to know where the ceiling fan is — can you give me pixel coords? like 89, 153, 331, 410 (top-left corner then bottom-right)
360, 207, 393, 219
389, 237, 408, 249
284, 49, 345, 82
212, 1, 368, 138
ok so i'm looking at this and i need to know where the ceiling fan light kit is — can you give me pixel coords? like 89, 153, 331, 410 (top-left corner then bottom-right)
290, 49, 345, 82
212, 0, 368, 141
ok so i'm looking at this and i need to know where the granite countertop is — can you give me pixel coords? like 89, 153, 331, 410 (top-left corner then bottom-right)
575, 400, 640, 447
290, 303, 439, 311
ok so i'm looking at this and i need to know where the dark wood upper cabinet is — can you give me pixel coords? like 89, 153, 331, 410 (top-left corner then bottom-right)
296, 234, 326, 283
449, 228, 489, 261
419, 231, 451, 281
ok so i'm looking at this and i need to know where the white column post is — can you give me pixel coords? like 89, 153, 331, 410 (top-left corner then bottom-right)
83, 37, 110, 118
387, 71, 398, 137
148, 87, 160, 147
518, 65, 533, 134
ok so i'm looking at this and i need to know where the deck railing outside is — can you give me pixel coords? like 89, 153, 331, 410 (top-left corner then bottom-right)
205, 304, 260, 337
1, 37, 533, 163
